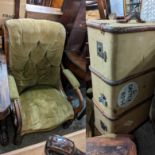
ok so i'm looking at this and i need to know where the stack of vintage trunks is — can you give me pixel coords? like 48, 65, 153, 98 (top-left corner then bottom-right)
87, 20, 155, 134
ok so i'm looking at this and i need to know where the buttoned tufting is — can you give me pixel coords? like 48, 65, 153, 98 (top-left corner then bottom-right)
5, 19, 75, 135
6, 19, 66, 93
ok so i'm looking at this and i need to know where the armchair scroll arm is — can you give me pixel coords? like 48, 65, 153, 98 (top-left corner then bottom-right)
8, 75, 22, 143
62, 66, 84, 116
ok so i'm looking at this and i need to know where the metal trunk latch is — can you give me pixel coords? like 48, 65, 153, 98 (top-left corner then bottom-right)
97, 41, 107, 62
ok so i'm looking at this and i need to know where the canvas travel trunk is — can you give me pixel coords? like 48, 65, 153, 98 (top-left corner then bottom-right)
87, 20, 155, 81
94, 99, 151, 134
91, 69, 155, 119
87, 20, 155, 119
0, 0, 26, 26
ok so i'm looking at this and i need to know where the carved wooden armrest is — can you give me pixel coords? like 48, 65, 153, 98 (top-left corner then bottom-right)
11, 99, 22, 139
45, 135, 85, 155
62, 67, 84, 116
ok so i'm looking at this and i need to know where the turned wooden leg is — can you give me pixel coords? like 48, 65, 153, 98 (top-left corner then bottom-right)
11, 99, 23, 145
62, 120, 73, 129
0, 119, 9, 146
14, 133, 23, 145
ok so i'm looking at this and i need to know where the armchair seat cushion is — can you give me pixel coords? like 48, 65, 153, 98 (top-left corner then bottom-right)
19, 86, 74, 135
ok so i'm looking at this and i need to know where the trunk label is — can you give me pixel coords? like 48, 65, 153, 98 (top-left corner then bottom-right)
118, 82, 138, 107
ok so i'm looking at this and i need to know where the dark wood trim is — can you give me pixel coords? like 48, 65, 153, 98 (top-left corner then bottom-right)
13, 99, 22, 134
0, 109, 10, 120
73, 88, 84, 116
12, 99, 23, 144
90, 66, 155, 86
87, 21, 155, 34
14, 0, 20, 19
64, 55, 91, 81
97, 0, 106, 19
61, 66, 84, 116
94, 97, 152, 121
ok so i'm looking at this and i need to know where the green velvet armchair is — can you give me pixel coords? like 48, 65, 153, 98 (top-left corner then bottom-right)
3, 18, 83, 144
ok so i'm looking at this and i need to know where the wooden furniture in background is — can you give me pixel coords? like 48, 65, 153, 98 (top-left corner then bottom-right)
26, 4, 63, 21
0, 0, 26, 26
26, 0, 81, 31
51, 0, 64, 8
26, 0, 87, 82
63, 0, 91, 82
27, 0, 64, 8
27, 0, 52, 6
97, 0, 107, 19
2, 129, 86, 155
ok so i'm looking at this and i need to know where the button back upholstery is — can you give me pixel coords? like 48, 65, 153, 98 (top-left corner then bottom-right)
5, 19, 74, 136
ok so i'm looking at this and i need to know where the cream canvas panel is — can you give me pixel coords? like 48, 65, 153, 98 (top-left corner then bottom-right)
87, 20, 155, 81
94, 99, 151, 134
91, 71, 155, 119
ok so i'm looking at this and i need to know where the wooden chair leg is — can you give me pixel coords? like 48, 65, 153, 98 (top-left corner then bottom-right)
11, 99, 23, 145
0, 119, 9, 146
62, 120, 73, 129
14, 132, 23, 145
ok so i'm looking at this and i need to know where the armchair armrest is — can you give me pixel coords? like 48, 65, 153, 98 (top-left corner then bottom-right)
8, 75, 19, 101
8, 76, 22, 140
62, 68, 84, 116
62, 69, 80, 89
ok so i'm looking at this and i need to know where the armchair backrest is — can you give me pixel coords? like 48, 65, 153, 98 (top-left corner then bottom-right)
4, 19, 66, 93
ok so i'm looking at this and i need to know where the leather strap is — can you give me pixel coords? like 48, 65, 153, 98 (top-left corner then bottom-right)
14, 0, 20, 19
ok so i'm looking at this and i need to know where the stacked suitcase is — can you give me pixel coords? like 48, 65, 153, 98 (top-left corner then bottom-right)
87, 20, 155, 134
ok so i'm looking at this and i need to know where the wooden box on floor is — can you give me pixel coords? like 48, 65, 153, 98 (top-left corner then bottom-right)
2, 129, 86, 155
91, 70, 155, 119
87, 20, 155, 81
94, 99, 151, 134
0, 0, 26, 26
